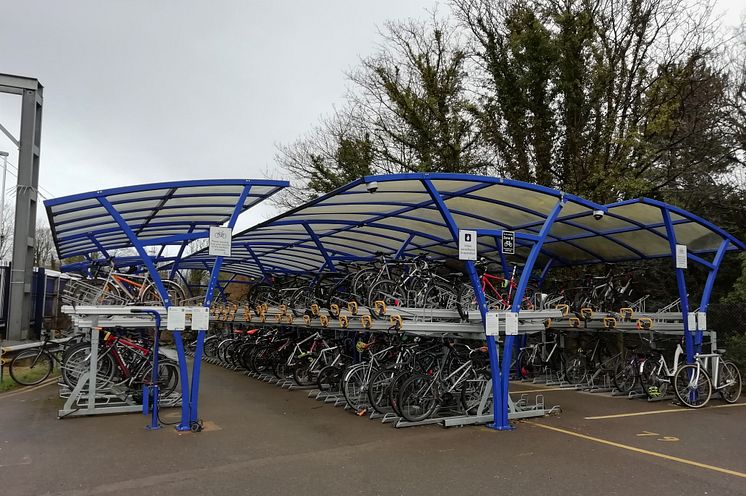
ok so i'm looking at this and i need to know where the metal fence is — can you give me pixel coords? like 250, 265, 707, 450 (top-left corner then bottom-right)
0, 263, 72, 340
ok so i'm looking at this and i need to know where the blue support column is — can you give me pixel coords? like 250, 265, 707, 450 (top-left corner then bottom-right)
697, 239, 729, 352
421, 179, 504, 428
395, 233, 415, 259
177, 184, 253, 430
496, 200, 565, 429
661, 208, 693, 363
98, 198, 171, 305
304, 223, 336, 271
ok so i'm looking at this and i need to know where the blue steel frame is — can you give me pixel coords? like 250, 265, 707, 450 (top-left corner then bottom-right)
170, 172, 744, 431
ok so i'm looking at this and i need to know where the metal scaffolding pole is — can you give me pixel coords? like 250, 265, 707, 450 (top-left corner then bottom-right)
0, 73, 43, 341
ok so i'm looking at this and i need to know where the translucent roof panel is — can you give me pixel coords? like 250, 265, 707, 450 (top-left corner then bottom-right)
45, 179, 288, 260
173, 174, 745, 277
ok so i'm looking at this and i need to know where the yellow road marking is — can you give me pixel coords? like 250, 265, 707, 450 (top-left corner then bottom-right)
585, 402, 746, 420
636, 431, 659, 437
510, 386, 573, 393
527, 421, 746, 479
0, 376, 58, 399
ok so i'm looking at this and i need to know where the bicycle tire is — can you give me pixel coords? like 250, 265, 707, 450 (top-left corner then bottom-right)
342, 364, 370, 411
316, 365, 342, 392
674, 364, 711, 408
367, 367, 397, 414
9, 349, 54, 386
61, 344, 116, 390
398, 373, 439, 422
718, 361, 742, 404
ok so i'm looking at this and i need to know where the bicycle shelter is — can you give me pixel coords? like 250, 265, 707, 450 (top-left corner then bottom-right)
173, 173, 745, 430
44, 173, 745, 431
44, 179, 288, 429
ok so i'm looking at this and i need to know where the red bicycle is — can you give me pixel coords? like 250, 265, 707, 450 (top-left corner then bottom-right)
61, 330, 179, 397
456, 260, 537, 320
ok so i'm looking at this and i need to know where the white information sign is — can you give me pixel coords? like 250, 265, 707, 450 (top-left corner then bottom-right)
504, 312, 519, 336
190, 306, 210, 331
209, 226, 232, 257
485, 311, 499, 336
459, 230, 477, 261
502, 231, 515, 255
167, 306, 186, 331
675, 244, 688, 269
687, 313, 697, 332
697, 312, 707, 331
167, 306, 211, 331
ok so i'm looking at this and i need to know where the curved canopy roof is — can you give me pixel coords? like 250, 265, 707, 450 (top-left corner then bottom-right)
45, 179, 288, 260
174, 173, 745, 278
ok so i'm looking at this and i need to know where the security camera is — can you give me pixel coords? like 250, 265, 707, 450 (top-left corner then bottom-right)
593, 210, 605, 221
366, 181, 378, 193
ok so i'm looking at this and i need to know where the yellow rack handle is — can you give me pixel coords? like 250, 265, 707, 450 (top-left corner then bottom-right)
544, 318, 552, 329
374, 300, 387, 317
348, 301, 359, 315
580, 308, 593, 320
555, 304, 570, 317
259, 313, 266, 324
243, 310, 251, 323
274, 314, 283, 323
339, 315, 349, 328
310, 303, 320, 316
603, 317, 617, 329
360, 315, 372, 329
303, 314, 311, 325
389, 314, 403, 330
569, 317, 581, 328
279, 304, 287, 316
319, 315, 329, 328
619, 307, 634, 320
329, 304, 340, 317
636, 318, 653, 330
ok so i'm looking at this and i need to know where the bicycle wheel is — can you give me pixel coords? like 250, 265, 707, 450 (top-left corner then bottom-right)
674, 364, 712, 408
718, 361, 742, 404
61, 344, 116, 390
367, 367, 397, 414
612, 360, 637, 393
342, 364, 370, 411
398, 373, 439, 422
9, 349, 54, 385
367, 279, 405, 309
565, 355, 587, 385
640, 359, 667, 398
317, 365, 342, 392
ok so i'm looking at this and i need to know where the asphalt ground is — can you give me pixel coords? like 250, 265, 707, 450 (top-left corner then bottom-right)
1, 364, 745, 496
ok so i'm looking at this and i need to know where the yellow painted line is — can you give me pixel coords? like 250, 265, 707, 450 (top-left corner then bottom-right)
510, 386, 574, 393
527, 421, 746, 479
0, 376, 58, 399
585, 402, 746, 420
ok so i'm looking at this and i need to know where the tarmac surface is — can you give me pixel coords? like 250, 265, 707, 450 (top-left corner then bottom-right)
1, 363, 745, 496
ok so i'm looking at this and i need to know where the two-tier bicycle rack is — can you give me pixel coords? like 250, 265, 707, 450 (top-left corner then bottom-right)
47, 173, 745, 432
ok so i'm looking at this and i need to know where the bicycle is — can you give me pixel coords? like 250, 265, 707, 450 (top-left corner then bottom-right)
8, 330, 81, 386
674, 350, 742, 408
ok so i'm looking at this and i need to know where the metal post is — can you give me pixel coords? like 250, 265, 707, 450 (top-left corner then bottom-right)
495, 199, 565, 429
1, 74, 43, 341
421, 179, 504, 427
661, 208, 693, 363
697, 240, 729, 352
0, 151, 8, 249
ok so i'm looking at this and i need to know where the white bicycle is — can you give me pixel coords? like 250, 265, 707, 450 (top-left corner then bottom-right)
673, 350, 742, 408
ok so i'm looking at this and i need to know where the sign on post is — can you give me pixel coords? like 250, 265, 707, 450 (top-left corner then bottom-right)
209, 226, 232, 257
675, 244, 687, 269
167, 306, 211, 331
504, 311, 518, 335
485, 311, 499, 336
459, 230, 477, 261
502, 231, 515, 255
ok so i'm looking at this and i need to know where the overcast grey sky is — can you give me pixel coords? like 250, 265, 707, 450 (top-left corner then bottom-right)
0, 0, 744, 232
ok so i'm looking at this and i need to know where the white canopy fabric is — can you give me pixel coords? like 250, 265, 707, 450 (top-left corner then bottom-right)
174, 173, 745, 277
